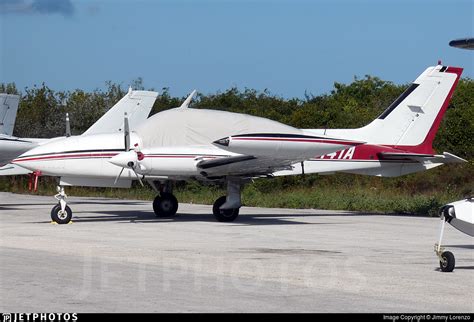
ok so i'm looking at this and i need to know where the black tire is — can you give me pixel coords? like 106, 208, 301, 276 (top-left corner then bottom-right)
212, 196, 240, 222
440, 251, 455, 272
51, 204, 72, 224
51, 203, 60, 220
153, 193, 178, 217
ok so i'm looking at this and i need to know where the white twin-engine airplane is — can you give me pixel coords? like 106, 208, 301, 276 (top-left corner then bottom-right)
13, 65, 465, 224
0, 88, 158, 179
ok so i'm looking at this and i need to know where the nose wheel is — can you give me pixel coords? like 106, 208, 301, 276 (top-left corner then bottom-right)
51, 204, 72, 224
50, 186, 72, 224
153, 192, 179, 217
439, 250, 455, 272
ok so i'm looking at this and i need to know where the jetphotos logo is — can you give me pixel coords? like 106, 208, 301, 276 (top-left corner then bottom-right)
1, 313, 78, 322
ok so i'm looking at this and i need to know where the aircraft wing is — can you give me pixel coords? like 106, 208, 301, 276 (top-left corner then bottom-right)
379, 151, 466, 164
449, 38, 474, 50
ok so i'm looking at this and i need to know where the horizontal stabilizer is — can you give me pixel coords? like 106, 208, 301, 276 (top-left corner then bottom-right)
379, 151, 467, 164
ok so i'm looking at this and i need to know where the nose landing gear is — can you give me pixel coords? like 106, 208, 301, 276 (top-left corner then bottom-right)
435, 209, 455, 272
436, 246, 455, 273
51, 186, 73, 224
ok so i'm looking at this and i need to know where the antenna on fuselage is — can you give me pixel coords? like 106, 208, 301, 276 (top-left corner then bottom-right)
65, 113, 71, 137
179, 90, 197, 108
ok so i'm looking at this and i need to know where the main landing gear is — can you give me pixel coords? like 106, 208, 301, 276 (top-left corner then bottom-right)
150, 179, 243, 222
150, 181, 179, 217
212, 180, 242, 222
153, 192, 179, 217
213, 196, 240, 222
51, 186, 72, 224
435, 206, 455, 272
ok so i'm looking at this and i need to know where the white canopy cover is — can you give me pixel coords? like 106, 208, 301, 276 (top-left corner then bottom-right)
135, 107, 302, 148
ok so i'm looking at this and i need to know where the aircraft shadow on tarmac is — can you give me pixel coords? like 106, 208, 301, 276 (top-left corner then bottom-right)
32, 209, 358, 226
443, 244, 474, 250
435, 266, 474, 271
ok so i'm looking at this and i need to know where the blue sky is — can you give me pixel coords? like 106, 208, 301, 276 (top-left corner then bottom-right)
0, 0, 473, 98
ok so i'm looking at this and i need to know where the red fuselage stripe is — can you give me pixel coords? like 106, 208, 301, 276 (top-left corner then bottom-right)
232, 137, 361, 145
13, 154, 219, 162
14, 153, 119, 162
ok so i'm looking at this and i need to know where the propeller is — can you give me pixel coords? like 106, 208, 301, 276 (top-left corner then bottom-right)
110, 113, 144, 186
111, 90, 197, 185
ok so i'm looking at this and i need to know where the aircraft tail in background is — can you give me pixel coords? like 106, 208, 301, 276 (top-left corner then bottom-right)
82, 88, 158, 136
0, 94, 20, 136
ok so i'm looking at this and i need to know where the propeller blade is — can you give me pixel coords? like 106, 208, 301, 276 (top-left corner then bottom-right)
132, 169, 144, 187
124, 112, 130, 151
65, 113, 71, 137
114, 167, 125, 185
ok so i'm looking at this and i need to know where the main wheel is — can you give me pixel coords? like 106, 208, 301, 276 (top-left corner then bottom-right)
440, 251, 455, 272
153, 193, 178, 217
212, 196, 240, 222
51, 204, 72, 224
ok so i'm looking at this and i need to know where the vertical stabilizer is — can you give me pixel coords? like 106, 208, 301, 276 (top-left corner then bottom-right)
312, 65, 463, 154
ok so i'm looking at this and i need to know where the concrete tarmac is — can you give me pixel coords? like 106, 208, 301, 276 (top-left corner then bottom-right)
0, 192, 472, 312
